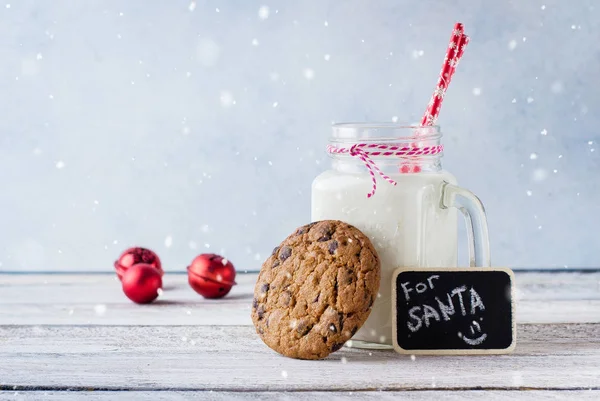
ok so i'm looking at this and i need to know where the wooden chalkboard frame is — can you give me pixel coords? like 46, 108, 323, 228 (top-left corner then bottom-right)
392, 267, 517, 355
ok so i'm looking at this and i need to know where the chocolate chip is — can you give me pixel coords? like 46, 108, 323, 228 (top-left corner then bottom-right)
296, 319, 312, 336
279, 246, 292, 261
331, 342, 345, 352
329, 323, 337, 333
252, 298, 258, 309
258, 327, 264, 335
257, 305, 265, 320
321, 336, 328, 343
272, 246, 279, 256
338, 313, 344, 332
350, 327, 358, 336
317, 225, 334, 242
312, 293, 320, 303
328, 240, 339, 255
260, 283, 270, 293
272, 260, 280, 268
341, 268, 354, 284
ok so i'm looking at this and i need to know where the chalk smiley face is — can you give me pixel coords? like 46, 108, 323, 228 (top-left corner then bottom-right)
458, 319, 488, 345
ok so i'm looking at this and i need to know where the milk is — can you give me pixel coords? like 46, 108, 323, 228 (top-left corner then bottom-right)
311, 169, 458, 346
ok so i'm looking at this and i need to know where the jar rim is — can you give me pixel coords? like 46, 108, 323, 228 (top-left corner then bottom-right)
330, 122, 442, 143
332, 122, 440, 130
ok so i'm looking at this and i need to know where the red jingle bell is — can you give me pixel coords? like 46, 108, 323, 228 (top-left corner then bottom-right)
114, 247, 163, 280
121, 263, 163, 304
187, 254, 237, 299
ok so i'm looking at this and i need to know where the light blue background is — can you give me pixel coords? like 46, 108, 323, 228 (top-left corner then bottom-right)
1, 0, 598, 272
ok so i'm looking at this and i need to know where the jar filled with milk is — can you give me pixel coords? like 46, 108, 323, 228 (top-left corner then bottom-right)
311, 123, 490, 349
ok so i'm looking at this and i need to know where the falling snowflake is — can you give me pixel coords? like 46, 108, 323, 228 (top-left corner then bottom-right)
220, 91, 234, 107
411, 50, 425, 59
532, 168, 548, 182
94, 304, 107, 316
410, 355, 416, 361
303, 68, 315, 80
188, 241, 197, 249
341, 357, 348, 364
188, 1, 196, 11
392, 116, 398, 123
526, 190, 533, 196
258, 5, 269, 19
530, 153, 538, 160
56, 160, 65, 169
508, 40, 517, 50
527, 97, 534, 103
281, 371, 288, 378
540, 129, 547, 136
164, 236, 173, 248
324, 54, 330, 61
472, 88, 482, 96
272, 102, 278, 107
196, 39, 220, 67
251, 38, 259, 46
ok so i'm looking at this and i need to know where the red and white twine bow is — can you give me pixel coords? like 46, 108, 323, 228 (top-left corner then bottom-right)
326, 143, 444, 198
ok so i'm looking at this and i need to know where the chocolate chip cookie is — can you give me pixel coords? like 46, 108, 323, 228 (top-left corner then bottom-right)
251, 220, 381, 360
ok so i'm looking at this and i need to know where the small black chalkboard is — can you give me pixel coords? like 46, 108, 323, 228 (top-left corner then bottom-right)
392, 267, 516, 355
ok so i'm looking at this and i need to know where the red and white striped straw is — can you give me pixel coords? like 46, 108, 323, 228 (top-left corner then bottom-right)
421, 23, 469, 126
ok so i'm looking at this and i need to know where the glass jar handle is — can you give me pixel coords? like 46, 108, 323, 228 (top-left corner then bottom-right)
441, 182, 491, 268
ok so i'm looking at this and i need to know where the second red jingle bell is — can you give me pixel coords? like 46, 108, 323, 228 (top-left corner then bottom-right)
187, 254, 237, 299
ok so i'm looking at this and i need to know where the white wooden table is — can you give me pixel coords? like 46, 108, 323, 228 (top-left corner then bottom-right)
1, 272, 599, 400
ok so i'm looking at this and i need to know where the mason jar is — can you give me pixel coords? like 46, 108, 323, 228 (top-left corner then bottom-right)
311, 123, 490, 349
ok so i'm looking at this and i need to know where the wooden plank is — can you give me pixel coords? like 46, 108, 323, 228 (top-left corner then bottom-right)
1, 390, 599, 400
0, 324, 599, 391
1, 273, 599, 325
